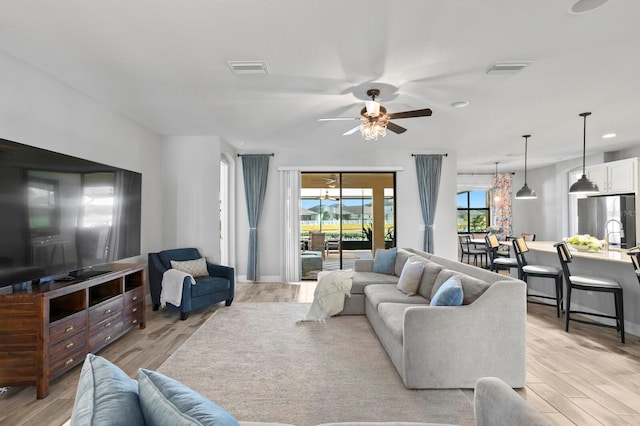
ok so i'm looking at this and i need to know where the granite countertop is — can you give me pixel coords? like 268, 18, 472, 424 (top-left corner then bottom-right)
526, 241, 633, 264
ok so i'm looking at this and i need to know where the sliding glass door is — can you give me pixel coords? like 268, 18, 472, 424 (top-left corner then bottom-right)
300, 172, 395, 279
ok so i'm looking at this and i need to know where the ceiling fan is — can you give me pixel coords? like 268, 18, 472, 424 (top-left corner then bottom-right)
319, 89, 433, 140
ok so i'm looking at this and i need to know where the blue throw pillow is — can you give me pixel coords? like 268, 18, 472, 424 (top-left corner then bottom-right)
70, 354, 145, 426
138, 368, 240, 426
372, 247, 397, 275
430, 275, 464, 306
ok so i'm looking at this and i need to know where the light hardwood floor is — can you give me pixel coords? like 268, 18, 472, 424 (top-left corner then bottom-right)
1, 280, 639, 425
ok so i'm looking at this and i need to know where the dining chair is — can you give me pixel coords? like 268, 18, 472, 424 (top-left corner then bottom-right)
555, 241, 625, 343
458, 234, 487, 267
485, 235, 518, 274
521, 233, 536, 241
512, 237, 563, 317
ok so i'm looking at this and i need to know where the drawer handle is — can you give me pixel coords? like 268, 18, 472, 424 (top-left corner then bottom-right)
132, 307, 138, 313
104, 335, 111, 342
65, 358, 74, 366
105, 309, 112, 315
65, 342, 74, 349
132, 319, 138, 325
65, 326, 74, 333
105, 322, 111, 328
132, 296, 138, 301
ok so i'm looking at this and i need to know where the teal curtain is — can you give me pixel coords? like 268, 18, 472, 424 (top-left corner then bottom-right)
415, 155, 443, 253
241, 155, 270, 281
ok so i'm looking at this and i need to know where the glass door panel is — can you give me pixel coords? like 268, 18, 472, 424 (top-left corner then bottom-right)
300, 172, 395, 280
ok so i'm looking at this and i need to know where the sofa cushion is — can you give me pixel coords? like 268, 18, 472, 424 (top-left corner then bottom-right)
377, 302, 409, 344
70, 354, 145, 426
430, 275, 464, 306
372, 247, 397, 275
192, 276, 231, 297
138, 368, 240, 426
416, 259, 444, 300
396, 256, 425, 296
365, 284, 431, 310
393, 248, 413, 277
351, 272, 399, 294
171, 257, 208, 277
432, 269, 491, 305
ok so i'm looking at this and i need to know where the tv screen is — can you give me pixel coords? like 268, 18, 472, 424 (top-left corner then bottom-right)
0, 138, 142, 287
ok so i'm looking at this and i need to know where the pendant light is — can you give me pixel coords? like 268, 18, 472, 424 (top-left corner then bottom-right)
515, 134, 537, 199
493, 162, 501, 202
569, 112, 600, 194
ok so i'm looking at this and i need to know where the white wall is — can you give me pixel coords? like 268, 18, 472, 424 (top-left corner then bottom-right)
0, 50, 164, 262
234, 148, 458, 281
160, 136, 237, 263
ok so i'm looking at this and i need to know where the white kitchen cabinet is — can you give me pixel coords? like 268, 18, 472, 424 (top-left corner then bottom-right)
586, 158, 637, 194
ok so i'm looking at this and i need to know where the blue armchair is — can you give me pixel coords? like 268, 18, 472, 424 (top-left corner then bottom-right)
148, 248, 234, 320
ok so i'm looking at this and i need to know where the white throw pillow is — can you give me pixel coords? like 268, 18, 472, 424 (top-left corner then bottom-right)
396, 257, 425, 296
170, 258, 208, 277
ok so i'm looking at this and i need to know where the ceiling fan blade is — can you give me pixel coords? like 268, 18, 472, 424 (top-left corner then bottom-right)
318, 117, 361, 121
387, 108, 433, 119
387, 122, 407, 134
342, 125, 362, 136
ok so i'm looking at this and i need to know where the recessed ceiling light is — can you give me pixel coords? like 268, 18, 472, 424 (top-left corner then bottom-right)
451, 101, 469, 108
569, 0, 608, 14
602, 133, 616, 139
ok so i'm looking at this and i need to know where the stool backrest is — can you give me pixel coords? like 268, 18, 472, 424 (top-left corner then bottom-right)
512, 237, 529, 271
554, 241, 573, 281
628, 248, 640, 284
486, 234, 500, 249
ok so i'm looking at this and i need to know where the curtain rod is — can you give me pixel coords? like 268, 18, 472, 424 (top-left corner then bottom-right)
458, 172, 515, 175
237, 153, 275, 157
411, 153, 448, 157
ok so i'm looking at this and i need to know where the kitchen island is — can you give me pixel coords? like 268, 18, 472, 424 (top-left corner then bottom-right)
521, 241, 639, 338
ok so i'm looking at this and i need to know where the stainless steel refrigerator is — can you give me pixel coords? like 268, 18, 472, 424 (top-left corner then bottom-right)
577, 194, 636, 248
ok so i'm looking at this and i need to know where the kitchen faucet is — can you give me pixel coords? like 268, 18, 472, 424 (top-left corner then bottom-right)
605, 218, 624, 246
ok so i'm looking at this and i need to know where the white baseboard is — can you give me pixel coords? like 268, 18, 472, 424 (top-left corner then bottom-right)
236, 275, 282, 283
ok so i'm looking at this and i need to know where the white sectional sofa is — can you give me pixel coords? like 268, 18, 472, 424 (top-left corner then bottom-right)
341, 248, 527, 389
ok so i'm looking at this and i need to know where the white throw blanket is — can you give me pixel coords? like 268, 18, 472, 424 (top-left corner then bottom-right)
161, 269, 196, 307
301, 270, 353, 322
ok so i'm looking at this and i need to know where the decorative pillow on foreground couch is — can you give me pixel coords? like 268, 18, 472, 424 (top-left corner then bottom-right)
67, 354, 550, 426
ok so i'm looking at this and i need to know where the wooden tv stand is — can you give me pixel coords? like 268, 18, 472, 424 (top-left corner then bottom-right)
0, 263, 146, 399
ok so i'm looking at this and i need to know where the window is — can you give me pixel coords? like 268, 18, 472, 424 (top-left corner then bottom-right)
457, 191, 490, 233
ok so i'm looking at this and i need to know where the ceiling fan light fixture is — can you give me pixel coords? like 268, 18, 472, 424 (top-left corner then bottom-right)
569, 112, 600, 194
515, 134, 537, 200
365, 100, 381, 117
360, 120, 387, 141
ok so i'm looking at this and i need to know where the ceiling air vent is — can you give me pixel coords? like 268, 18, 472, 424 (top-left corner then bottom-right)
486, 61, 532, 75
227, 61, 269, 75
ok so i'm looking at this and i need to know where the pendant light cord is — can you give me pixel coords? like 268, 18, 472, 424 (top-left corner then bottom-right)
523, 135, 530, 184
580, 112, 591, 175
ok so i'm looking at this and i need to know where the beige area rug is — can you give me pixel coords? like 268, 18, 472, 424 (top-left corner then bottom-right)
158, 303, 474, 426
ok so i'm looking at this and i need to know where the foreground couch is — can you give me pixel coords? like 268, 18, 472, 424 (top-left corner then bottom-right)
335, 247, 527, 389
66, 354, 550, 426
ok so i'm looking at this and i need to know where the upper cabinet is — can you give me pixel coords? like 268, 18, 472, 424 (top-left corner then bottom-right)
586, 157, 637, 195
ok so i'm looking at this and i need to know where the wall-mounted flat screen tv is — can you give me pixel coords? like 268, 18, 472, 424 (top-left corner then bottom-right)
0, 138, 142, 287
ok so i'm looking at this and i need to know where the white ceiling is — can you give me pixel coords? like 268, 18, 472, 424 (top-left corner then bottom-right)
0, 0, 638, 173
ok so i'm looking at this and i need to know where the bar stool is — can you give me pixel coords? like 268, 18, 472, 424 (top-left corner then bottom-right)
628, 247, 640, 284
485, 235, 518, 274
512, 237, 563, 317
555, 241, 625, 343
